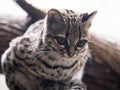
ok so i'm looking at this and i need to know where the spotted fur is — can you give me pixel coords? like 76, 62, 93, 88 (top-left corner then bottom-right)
1, 9, 97, 90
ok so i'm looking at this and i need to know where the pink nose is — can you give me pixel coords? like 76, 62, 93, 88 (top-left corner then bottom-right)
68, 52, 74, 57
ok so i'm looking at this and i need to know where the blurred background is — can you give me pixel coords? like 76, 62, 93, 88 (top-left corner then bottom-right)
0, 0, 120, 90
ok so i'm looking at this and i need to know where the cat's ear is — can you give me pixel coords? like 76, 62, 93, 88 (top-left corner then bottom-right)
82, 11, 97, 25
47, 9, 66, 34
47, 9, 64, 24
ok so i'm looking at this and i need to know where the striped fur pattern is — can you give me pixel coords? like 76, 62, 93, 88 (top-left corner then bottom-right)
1, 9, 97, 90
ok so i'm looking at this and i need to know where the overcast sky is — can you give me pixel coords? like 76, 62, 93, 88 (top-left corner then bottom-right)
0, 0, 120, 41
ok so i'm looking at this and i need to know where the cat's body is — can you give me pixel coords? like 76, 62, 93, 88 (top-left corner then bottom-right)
1, 9, 97, 90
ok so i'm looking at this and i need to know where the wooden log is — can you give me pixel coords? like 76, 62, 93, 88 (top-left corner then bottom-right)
83, 33, 120, 90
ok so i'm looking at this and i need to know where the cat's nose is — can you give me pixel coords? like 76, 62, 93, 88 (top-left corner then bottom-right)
67, 46, 75, 57
68, 52, 75, 57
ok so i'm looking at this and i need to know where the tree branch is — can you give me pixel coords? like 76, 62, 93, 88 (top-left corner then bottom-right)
14, 0, 46, 23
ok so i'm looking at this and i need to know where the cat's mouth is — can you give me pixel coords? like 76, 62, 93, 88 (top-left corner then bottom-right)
58, 49, 79, 58
62, 53, 78, 59
36, 46, 80, 60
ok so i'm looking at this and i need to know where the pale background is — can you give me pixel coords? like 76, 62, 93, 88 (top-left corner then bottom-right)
0, 0, 120, 90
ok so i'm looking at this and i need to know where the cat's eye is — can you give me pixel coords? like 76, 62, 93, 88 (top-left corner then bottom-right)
76, 40, 87, 47
55, 36, 67, 45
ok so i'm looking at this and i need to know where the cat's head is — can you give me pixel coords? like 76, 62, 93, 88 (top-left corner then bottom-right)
44, 9, 97, 57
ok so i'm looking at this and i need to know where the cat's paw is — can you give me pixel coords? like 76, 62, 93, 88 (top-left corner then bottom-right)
11, 37, 32, 59
70, 80, 87, 90
15, 37, 30, 51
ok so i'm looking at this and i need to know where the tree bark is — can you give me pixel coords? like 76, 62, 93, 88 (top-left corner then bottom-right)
83, 33, 120, 90
0, 0, 120, 90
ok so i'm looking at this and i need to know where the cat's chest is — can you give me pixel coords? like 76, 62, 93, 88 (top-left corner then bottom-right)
27, 49, 87, 81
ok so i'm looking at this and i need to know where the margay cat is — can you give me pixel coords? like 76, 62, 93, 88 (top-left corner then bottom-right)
1, 9, 97, 90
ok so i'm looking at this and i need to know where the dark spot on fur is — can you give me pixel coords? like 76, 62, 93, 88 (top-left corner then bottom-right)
8, 66, 15, 73
67, 17, 70, 22
41, 69, 45, 73
13, 60, 19, 68
62, 13, 65, 16
51, 74, 54, 76
31, 68, 37, 72
14, 85, 20, 90
64, 73, 67, 77
3, 63, 6, 69
20, 49, 25, 54
57, 70, 60, 73
39, 66, 41, 69
66, 10, 70, 14
48, 56, 56, 61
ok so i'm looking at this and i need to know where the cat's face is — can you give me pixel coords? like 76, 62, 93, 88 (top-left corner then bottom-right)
44, 9, 97, 58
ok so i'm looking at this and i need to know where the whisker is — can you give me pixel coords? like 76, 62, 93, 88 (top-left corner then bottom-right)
88, 40, 96, 45
85, 49, 93, 65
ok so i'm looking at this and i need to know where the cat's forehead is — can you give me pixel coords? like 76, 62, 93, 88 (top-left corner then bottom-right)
58, 9, 83, 38
59, 9, 81, 17
59, 9, 82, 23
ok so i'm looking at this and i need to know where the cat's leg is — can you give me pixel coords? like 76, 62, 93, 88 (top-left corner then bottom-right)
1, 37, 37, 90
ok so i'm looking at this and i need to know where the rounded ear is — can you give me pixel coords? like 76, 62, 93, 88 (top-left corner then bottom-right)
82, 11, 97, 24
47, 9, 64, 25
47, 9, 66, 34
